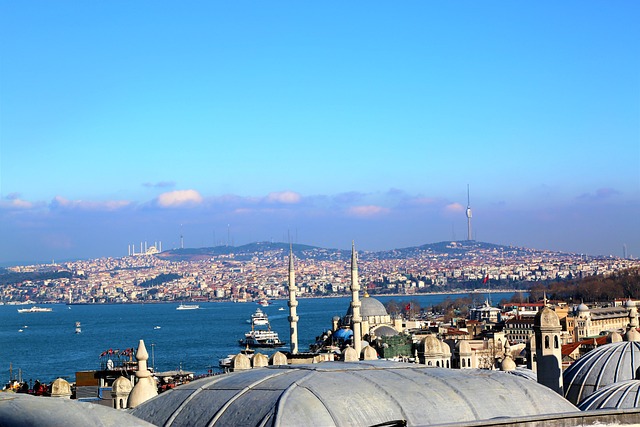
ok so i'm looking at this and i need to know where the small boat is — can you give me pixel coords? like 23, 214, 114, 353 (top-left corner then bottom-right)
257, 299, 269, 307
278, 307, 285, 311
75, 321, 81, 334
176, 303, 199, 310
17, 306, 52, 313
248, 308, 269, 326
154, 326, 161, 330
18, 329, 23, 333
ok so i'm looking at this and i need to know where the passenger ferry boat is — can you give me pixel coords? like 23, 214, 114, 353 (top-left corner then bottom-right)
248, 308, 269, 326
17, 306, 53, 313
239, 309, 285, 348
176, 303, 199, 310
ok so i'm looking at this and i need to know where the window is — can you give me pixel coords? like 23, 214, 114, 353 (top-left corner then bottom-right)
545, 335, 550, 349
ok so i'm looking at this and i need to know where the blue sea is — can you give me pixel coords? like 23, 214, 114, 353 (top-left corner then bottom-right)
0, 292, 518, 384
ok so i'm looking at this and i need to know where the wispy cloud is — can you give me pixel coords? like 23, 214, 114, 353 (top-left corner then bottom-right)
143, 181, 176, 189
347, 205, 390, 217
0, 193, 35, 210
577, 187, 620, 201
50, 196, 131, 211
156, 190, 203, 207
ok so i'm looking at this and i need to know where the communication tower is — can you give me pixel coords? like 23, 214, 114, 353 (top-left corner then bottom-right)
466, 185, 473, 241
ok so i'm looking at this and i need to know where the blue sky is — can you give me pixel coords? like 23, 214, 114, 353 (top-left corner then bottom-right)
1, 1, 638, 265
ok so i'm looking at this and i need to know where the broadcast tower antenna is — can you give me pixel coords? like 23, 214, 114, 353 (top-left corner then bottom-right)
466, 185, 473, 241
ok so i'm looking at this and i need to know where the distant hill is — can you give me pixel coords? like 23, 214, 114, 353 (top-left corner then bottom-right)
155, 240, 576, 263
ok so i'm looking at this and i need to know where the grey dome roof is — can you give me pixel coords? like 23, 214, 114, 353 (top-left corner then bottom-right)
371, 324, 398, 337
0, 393, 153, 427
130, 361, 578, 426
564, 341, 640, 405
346, 296, 388, 318
578, 380, 640, 411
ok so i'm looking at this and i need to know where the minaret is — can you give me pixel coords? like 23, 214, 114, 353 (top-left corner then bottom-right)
466, 184, 473, 241
287, 245, 299, 354
350, 242, 362, 357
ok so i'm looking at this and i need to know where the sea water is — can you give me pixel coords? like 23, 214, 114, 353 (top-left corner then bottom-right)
0, 292, 518, 384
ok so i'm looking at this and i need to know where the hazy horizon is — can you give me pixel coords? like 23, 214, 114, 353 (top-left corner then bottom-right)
1, 2, 638, 265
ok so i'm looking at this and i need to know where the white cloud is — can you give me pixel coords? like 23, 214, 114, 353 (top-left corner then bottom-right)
265, 191, 301, 204
444, 202, 464, 213
157, 190, 203, 207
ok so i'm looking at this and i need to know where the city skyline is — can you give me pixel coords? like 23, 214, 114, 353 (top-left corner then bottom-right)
1, 2, 639, 265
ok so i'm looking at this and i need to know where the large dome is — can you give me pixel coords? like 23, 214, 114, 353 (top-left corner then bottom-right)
345, 296, 388, 318
578, 380, 640, 411
564, 341, 640, 405
0, 393, 153, 426
130, 361, 578, 426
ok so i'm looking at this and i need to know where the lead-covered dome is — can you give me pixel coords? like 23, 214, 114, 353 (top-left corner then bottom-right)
345, 296, 388, 318
130, 361, 578, 426
578, 380, 640, 411
564, 341, 640, 405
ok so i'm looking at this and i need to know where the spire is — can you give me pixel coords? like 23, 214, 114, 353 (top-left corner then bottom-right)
287, 244, 299, 354
350, 241, 362, 357
127, 340, 158, 408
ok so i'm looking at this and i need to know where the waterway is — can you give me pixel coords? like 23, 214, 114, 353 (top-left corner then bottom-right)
0, 292, 519, 384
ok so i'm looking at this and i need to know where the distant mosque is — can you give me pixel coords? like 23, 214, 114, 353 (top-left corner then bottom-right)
3, 243, 640, 426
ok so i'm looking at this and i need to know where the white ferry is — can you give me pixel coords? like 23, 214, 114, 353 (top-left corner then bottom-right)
248, 308, 269, 326
176, 303, 199, 310
17, 306, 53, 313
239, 309, 285, 348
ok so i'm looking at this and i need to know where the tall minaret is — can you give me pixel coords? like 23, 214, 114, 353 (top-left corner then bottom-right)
350, 242, 362, 357
466, 184, 473, 241
287, 245, 299, 354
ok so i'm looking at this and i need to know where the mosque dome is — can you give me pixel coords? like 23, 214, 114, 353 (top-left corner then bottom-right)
333, 328, 353, 341
563, 341, 640, 405
346, 296, 388, 318
0, 393, 153, 426
130, 361, 578, 426
371, 325, 398, 337
578, 303, 590, 312
578, 380, 640, 411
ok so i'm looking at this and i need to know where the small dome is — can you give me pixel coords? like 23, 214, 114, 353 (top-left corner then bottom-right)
609, 331, 623, 343
534, 306, 560, 328
346, 297, 388, 318
579, 379, 640, 410
50, 378, 71, 397
422, 335, 443, 356
626, 299, 636, 308
333, 328, 353, 341
564, 341, 640, 405
456, 340, 472, 355
578, 303, 589, 312
112, 376, 133, 393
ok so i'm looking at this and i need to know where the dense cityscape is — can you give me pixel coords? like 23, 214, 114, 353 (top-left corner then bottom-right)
1, 240, 637, 305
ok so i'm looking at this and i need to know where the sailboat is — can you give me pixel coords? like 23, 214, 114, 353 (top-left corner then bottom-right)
75, 321, 82, 334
